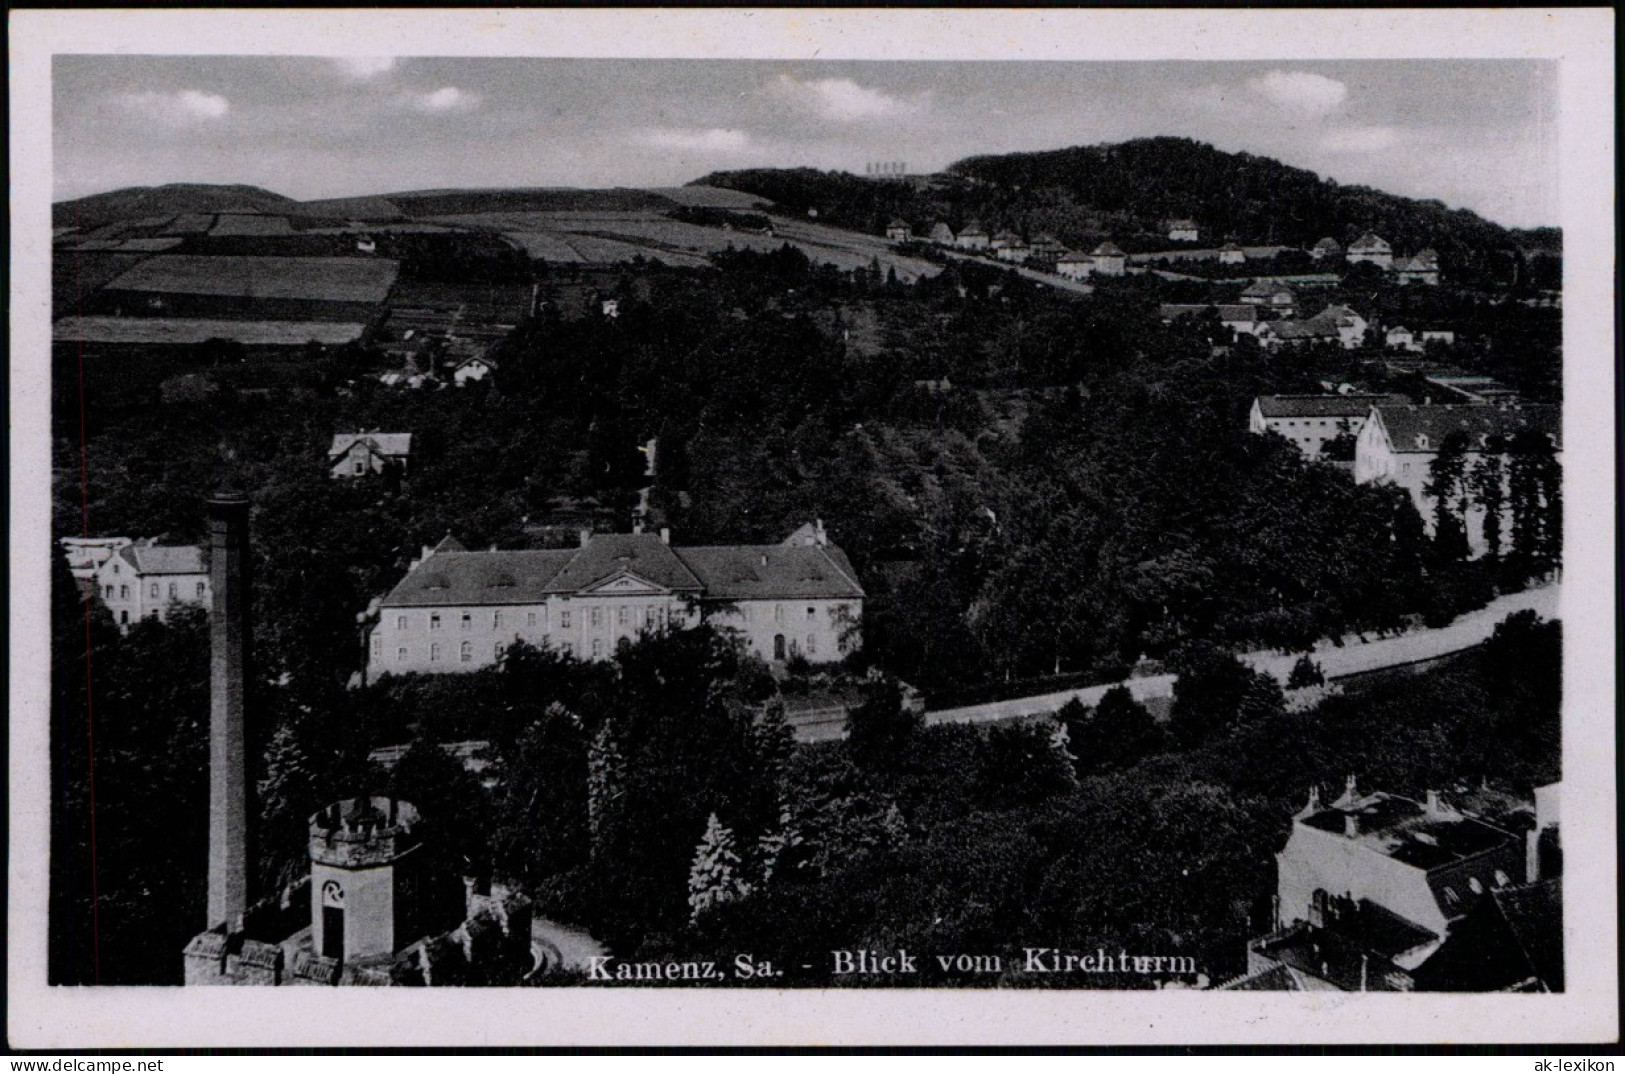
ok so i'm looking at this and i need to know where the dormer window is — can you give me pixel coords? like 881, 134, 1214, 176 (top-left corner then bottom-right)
1415, 434, 1430, 450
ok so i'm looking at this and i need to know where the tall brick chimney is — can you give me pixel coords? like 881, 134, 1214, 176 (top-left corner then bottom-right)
207, 490, 253, 929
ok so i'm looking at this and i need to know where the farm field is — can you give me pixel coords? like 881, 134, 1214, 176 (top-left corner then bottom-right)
53, 315, 367, 346
210, 213, 296, 236
649, 185, 774, 209
102, 255, 401, 303
51, 251, 153, 317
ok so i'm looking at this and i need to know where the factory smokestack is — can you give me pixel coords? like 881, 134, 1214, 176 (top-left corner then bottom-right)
207, 489, 253, 929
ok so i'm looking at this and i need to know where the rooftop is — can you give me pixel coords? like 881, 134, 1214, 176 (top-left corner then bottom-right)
1374, 403, 1561, 454
1256, 394, 1402, 419
1299, 790, 1517, 870
118, 542, 206, 576
330, 432, 413, 458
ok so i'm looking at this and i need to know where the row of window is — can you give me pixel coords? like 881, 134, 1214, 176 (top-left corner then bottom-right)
396, 605, 679, 633
389, 602, 851, 632
374, 629, 830, 665
104, 580, 206, 602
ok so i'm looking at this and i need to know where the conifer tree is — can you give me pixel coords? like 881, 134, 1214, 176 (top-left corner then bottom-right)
688, 812, 751, 923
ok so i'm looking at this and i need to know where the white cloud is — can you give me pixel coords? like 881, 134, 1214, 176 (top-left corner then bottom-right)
1320, 125, 1406, 154
1247, 70, 1348, 119
332, 56, 397, 80
635, 128, 753, 153
116, 89, 230, 124
407, 86, 481, 113
776, 74, 929, 122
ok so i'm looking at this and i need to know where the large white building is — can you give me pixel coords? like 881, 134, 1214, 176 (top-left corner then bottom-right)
94, 539, 210, 630
1248, 394, 1402, 459
368, 524, 864, 676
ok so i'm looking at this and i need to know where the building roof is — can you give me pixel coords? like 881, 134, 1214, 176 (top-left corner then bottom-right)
1373, 404, 1561, 454
1266, 319, 1339, 341
1168, 219, 1198, 230
1242, 280, 1293, 299
992, 230, 1022, 243
1255, 394, 1401, 419
928, 222, 954, 238
1299, 790, 1518, 872
117, 542, 206, 576
1313, 237, 1342, 251
1218, 964, 1302, 991
675, 544, 865, 600
542, 533, 704, 594
1056, 250, 1093, 264
959, 222, 987, 236
887, 218, 908, 228
103, 255, 401, 304
329, 432, 413, 459
1349, 233, 1392, 252
1219, 242, 1245, 252
379, 530, 862, 608
1091, 242, 1125, 257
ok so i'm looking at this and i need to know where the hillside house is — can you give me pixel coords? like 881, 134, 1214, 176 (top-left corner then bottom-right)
1248, 394, 1400, 459
1168, 220, 1200, 243
1217, 243, 1247, 265
1159, 303, 1264, 337
452, 354, 497, 386
1241, 281, 1296, 310
990, 230, 1021, 251
1421, 330, 1457, 347
1090, 242, 1127, 276
995, 238, 1031, 263
1394, 249, 1441, 285
955, 223, 990, 251
885, 219, 911, 242
927, 222, 955, 245
330, 432, 412, 478
1354, 402, 1561, 554
1030, 233, 1067, 258
1258, 305, 1369, 351
94, 539, 210, 630
1310, 237, 1342, 261
367, 525, 864, 676
1346, 233, 1394, 269
1055, 251, 1095, 280
1221, 780, 1559, 992
1386, 326, 1421, 352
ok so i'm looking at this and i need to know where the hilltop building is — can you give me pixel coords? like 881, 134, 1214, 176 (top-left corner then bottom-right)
1159, 303, 1264, 337
1346, 233, 1394, 269
1055, 251, 1095, 280
367, 524, 864, 677
1220, 779, 1561, 992
995, 237, 1031, 263
94, 538, 209, 630
1217, 243, 1247, 265
1029, 233, 1067, 259
1257, 305, 1369, 351
1168, 220, 1200, 243
329, 431, 412, 478
1353, 402, 1561, 555
1248, 394, 1402, 459
1386, 325, 1422, 353
927, 222, 955, 245
885, 219, 911, 242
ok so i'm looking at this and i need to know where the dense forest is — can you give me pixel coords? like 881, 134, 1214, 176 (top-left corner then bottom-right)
697, 137, 1559, 291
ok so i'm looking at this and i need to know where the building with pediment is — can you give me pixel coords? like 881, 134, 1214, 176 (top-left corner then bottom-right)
367, 523, 864, 676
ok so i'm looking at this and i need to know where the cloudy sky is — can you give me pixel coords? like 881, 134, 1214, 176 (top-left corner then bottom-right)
54, 57, 1558, 228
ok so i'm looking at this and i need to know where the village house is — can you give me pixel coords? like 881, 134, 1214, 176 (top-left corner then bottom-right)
367, 523, 864, 677
329, 431, 413, 478
1055, 251, 1095, 280
1385, 325, 1422, 352
1258, 304, 1369, 351
1089, 242, 1127, 276
1346, 233, 1394, 269
990, 230, 1021, 251
954, 222, 990, 251
1394, 249, 1441, 285
1354, 401, 1561, 555
927, 222, 955, 246
1220, 779, 1560, 992
994, 237, 1031, 263
1217, 242, 1247, 266
1167, 219, 1200, 243
1248, 394, 1402, 459
451, 354, 497, 386
1029, 233, 1067, 259
1309, 237, 1342, 261
885, 219, 911, 242
1421, 329, 1457, 347
94, 538, 210, 630
1240, 281, 1296, 310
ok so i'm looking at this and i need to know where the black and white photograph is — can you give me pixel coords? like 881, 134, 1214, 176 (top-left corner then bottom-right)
8, 7, 1617, 1049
